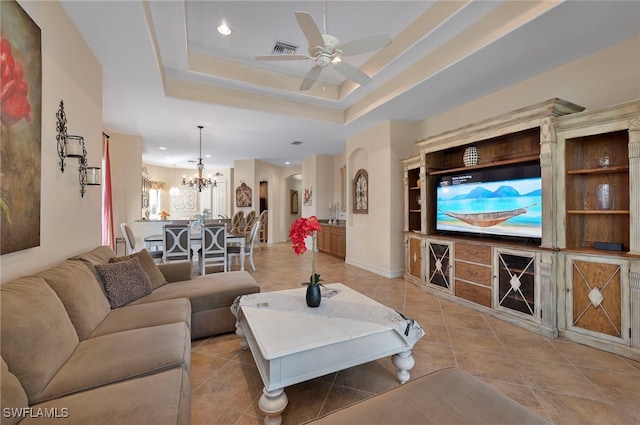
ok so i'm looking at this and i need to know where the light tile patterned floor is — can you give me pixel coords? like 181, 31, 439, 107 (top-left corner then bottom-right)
191, 243, 640, 425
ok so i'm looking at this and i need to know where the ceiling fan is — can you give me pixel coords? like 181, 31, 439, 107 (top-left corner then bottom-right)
255, 1, 391, 91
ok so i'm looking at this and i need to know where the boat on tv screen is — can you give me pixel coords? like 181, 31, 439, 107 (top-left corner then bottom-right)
436, 174, 542, 239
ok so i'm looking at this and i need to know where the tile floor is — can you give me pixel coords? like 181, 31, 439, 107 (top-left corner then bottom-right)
190, 243, 640, 425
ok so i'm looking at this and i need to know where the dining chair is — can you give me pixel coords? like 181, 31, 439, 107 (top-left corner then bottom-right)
230, 211, 244, 233
228, 220, 261, 271
162, 224, 192, 263
120, 223, 163, 261
245, 210, 257, 228
258, 210, 268, 249
200, 223, 227, 275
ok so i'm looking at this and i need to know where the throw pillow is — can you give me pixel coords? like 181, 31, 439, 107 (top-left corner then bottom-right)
95, 257, 153, 308
109, 249, 167, 289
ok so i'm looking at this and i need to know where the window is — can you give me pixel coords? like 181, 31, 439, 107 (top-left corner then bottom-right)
149, 189, 161, 219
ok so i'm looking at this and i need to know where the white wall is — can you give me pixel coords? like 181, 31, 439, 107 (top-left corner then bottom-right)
1, 1, 103, 283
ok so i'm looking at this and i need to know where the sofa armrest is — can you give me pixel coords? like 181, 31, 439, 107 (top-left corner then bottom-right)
158, 262, 192, 283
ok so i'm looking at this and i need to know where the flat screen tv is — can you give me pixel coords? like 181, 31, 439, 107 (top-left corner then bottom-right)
436, 163, 542, 240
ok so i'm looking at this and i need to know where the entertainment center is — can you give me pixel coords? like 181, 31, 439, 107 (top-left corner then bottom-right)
403, 98, 640, 360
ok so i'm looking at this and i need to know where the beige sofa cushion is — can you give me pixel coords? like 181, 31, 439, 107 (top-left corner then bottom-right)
0, 277, 79, 404
95, 257, 153, 308
69, 245, 116, 281
110, 249, 168, 289
22, 367, 190, 425
1, 357, 29, 425
34, 322, 190, 403
36, 260, 111, 340
131, 271, 260, 313
89, 298, 191, 338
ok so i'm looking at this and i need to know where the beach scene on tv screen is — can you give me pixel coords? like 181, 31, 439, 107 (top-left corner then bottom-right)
436, 177, 542, 238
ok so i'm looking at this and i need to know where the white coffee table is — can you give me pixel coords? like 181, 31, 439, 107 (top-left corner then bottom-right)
234, 283, 424, 425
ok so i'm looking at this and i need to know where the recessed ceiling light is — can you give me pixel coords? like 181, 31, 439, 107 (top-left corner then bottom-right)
217, 22, 232, 36
205, 154, 211, 158
159, 146, 167, 150
285, 161, 291, 165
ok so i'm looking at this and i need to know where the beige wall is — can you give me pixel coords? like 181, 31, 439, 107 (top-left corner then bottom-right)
109, 132, 142, 247
1, 1, 103, 283
285, 174, 302, 234
345, 37, 639, 279
345, 121, 416, 278
333, 152, 347, 219
415, 36, 640, 144
254, 159, 289, 243
2, 3, 636, 283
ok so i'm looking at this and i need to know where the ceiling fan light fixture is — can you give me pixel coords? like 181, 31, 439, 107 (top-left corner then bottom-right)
217, 22, 232, 36
255, 4, 391, 91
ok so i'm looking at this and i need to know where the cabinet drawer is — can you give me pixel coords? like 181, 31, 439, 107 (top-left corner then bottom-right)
455, 261, 491, 286
455, 280, 491, 307
455, 243, 491, 264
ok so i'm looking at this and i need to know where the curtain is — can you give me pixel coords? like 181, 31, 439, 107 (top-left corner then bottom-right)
102, 133, 115, 249
150, 180, 168, 191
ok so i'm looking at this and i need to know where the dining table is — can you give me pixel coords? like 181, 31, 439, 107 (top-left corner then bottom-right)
143, 228, 246, 272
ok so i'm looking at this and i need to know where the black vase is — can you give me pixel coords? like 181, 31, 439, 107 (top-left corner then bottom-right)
306, 284, 321, 307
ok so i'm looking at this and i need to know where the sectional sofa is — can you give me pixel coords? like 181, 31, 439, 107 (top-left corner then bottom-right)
0, 246, 260, 425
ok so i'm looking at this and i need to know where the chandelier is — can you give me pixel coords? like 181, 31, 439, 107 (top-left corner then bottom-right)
183, 125, 213, 192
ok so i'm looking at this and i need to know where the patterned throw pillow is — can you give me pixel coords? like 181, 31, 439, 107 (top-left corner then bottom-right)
95, 257, 153, 308
109, 249, 167, 289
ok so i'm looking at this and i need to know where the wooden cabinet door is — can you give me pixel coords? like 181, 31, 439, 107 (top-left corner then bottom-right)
565, 254, 629, 344
336, 229, 346, 259
318, 229, 330, 252
409, 236, 422, 280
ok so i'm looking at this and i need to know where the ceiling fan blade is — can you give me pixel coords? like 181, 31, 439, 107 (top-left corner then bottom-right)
340, 33, 392, 56
334, 62, 371, 86
295, 11, 325, 50
300, 65, 322, 91
255, 55, 309, 61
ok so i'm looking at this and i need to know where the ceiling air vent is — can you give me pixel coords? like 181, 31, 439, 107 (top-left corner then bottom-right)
272, 40, 298, 56
291, 141, 303, 146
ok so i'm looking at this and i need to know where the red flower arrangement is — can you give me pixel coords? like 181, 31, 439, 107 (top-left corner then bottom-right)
289, 216, 323, 285
1, 38, 32, 127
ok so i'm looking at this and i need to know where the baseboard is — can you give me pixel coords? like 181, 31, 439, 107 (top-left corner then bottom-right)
345, 257, 404, 279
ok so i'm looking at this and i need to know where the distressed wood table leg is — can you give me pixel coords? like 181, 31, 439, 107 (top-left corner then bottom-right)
235, 323, 248, 350
259, 387, 288, 425
392, 350, 415, 384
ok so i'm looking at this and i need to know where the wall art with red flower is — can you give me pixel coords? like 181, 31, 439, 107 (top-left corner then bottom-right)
1, 0, 42, 254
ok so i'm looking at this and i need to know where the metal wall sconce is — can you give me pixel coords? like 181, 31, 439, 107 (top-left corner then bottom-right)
56, 100, 101, 197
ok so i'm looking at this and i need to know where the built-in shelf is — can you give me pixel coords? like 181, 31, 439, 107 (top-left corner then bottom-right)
567, 210, 630, 215
567, 165, 629, 175
428, 154, 540, 176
